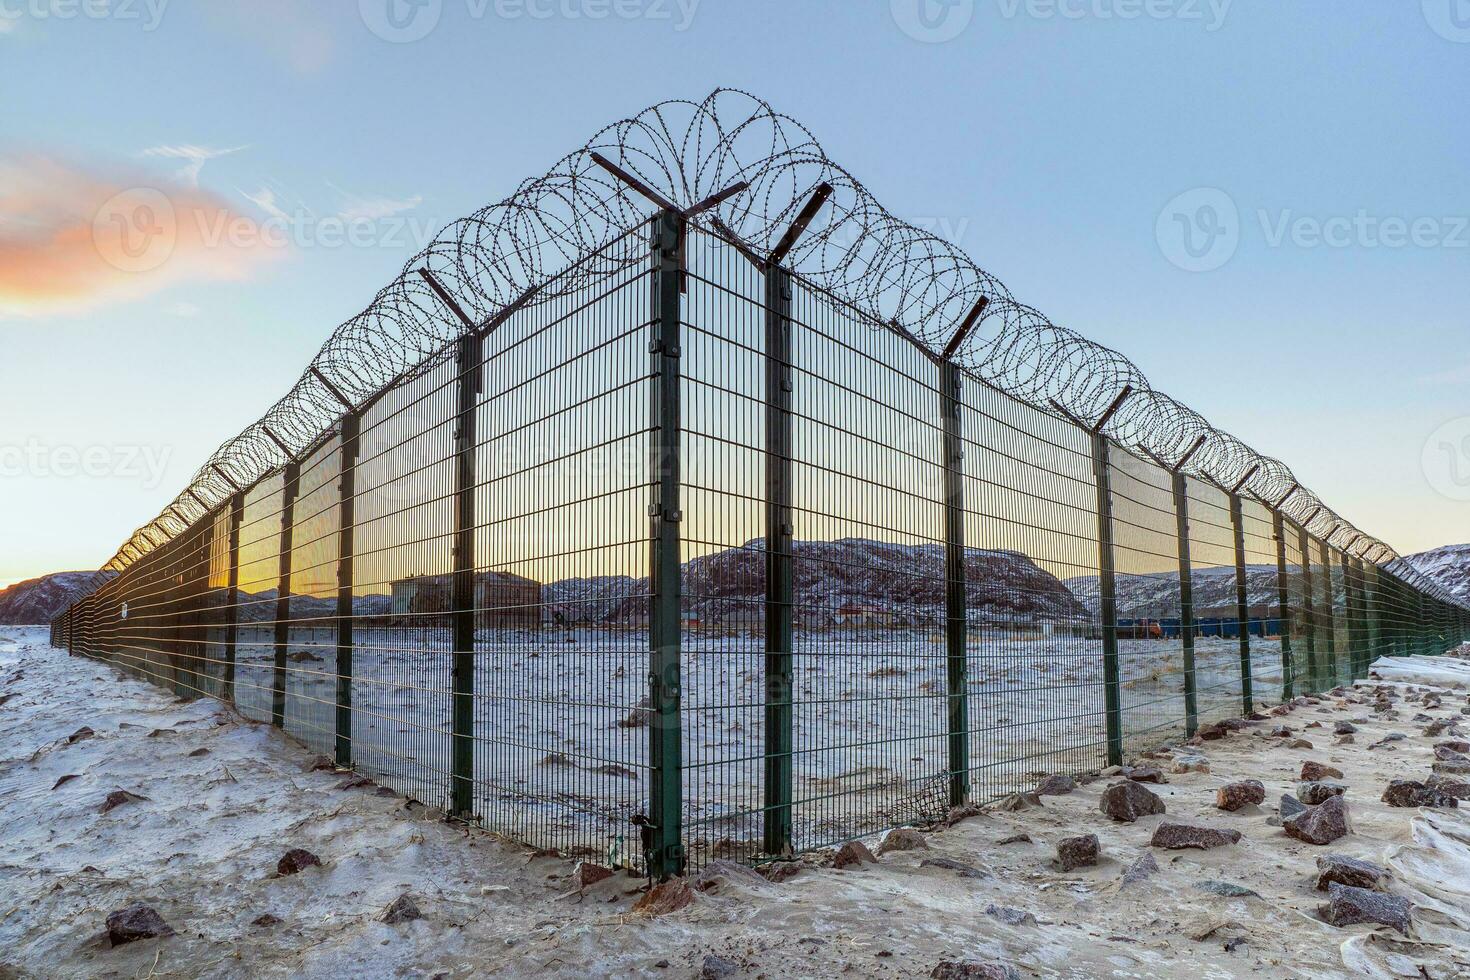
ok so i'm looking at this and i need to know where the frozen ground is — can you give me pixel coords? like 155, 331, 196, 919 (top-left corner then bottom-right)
4, 626, 1470, 978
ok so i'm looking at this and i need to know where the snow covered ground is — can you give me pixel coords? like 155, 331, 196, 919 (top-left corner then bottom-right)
6, 626, 1470, 978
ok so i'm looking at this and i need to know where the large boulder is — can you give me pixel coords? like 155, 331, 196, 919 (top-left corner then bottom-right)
1056, 834, 1099, 871
1381, 780, 1459, 808
1215, 780, 1265, 812
1315, 854, 1386, 892
1298, 781, 1347, 806
1149, 823, 1241, 850
1301, 761, 1344, 781
1284, 795, 1350, 845
1100, 781, 1166, 823
1320, 883, 1411, 934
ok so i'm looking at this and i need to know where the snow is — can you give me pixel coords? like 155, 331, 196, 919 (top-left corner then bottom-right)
8, 626, 1470, 978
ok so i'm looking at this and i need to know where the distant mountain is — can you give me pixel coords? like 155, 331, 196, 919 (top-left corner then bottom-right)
1396, 544, 1470, 604
545, 538, 1089, 625
1064, 564, 1283, 618
0, 571, 117, 625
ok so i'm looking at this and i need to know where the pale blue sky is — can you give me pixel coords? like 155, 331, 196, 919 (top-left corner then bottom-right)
1, 0, 1467, 587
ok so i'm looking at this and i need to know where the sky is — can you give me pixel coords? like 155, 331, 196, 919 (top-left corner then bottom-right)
1, 0, 1468, 589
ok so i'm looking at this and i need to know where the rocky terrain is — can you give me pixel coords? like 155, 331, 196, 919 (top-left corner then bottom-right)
0, 571, 116, 626
1396, 543, 1470, 604
3, 626, 1469, 978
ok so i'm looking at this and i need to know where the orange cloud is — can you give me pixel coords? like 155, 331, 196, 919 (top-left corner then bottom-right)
0, 155, 280, 317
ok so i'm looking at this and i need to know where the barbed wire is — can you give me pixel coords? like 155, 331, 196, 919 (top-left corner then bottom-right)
98, 89, 1464, 610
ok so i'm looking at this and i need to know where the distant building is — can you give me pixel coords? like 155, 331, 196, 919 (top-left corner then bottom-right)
389, 571, 542, 628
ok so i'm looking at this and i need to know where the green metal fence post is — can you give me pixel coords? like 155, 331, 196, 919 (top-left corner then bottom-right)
451, 331, 483, 819
334, 411, 360, 769
648, 208, 685, 880
762, 263, 795, 856
1272, 511, 1294, 699
1229, 493, 1253, 715
1171, 472, 1199, 735
940, 358, 971, 806
222, 491, 243, 703
1092, 431, 1124, 766
272, 459, 300, 729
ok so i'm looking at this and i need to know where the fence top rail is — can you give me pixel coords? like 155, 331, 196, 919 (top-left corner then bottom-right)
76, 88, 1462, 616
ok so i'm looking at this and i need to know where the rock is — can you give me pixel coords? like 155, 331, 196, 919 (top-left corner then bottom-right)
1198, 880, 1259, 898
276, 848, 322, 876
1099, 765, 1125, 776
187, 747, 210, 758
634, 878, 695, 916
99, 790, 148, 814
1120, 852, 1159, 888
1320, 883, 1411, 934
67, 726, 95, 744
1425, 774, 1470, 799
1150, 823, 1242, 850
1298, 781, 1347, 805
995, 833, 1031, 845
755, 861, 802, 883
1270, 725, 1293, 737
1434, 745, 1470, 764
1368, 733, 1405, 750
1215, 780, 1265, 812
1335, 734, 1355, 745
1433, 760, 1470, 776
573, 861, 614, 889
1436, 740, 1470, 754
1100, 780, 1166, 822
305, 755, 336, 772
994, 791, 1043, 811
1197, 722, 1230, 741
1056, 834, 1099, 871
1315, 854, 1386, 891
700, 955, 740, 979
920, 857, 987, 878
1301, 761, 1344, 781
692, 860, 766, 894
1334, 721, 1357, 735
877, 828, 929, 855
105, 905, 174, 945
944, 803, 987, 826
984, 904, 1037, 926
931, 961, 1020, 979
1284, 795, 1351, 845
381, 894, 422, 924
1381, 779, 1459, 808
1035, 774, 1076, 795
1124, 766, 1167, 784
251, 912, 282, 927
1171, 755, 1210, 774
1284, 738, 1314, 750
831, 840, 877, 869
51, 774, 79, 790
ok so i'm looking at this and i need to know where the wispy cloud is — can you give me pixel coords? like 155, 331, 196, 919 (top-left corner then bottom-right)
0, 154, 279, 318
326, 180, 424, 222
141, 144, 249, 188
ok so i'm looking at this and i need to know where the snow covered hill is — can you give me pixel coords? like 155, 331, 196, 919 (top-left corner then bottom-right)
0, 571, 117, 625
1396, 543, 1470, 604
1064, 564, 1282, 617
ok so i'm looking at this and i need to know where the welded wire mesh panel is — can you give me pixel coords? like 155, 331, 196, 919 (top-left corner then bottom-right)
1240, 497, 1284, 701
464, 223, 653, 862
1328, 547, 1353, 684
234, 473, 285, 724
197, 507, 234, 700
1282, 526, 1313, 692
679, 230, 769, 864
281, 435, 342, 756
779, 274, 950, 853
1310, 538, 1338, 689
958, 383, 1104, 797
349, 358, 456, 812
1184, 477, 1243, 725
1108, 450, 1186, 747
